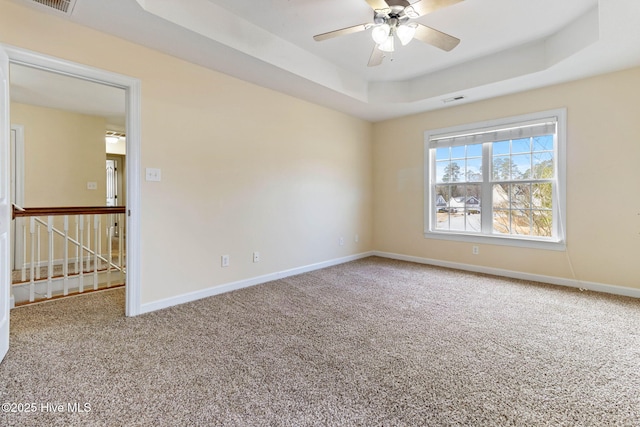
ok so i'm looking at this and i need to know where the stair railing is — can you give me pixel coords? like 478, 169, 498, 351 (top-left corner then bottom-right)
12, 205, 126, 303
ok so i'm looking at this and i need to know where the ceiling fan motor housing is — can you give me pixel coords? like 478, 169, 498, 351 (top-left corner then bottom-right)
373, 0, 413, 26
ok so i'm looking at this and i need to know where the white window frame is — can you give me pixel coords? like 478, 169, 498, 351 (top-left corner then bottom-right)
424, 108, 567, 250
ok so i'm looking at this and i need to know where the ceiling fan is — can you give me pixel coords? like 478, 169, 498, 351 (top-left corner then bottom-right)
313, 0, 462, 67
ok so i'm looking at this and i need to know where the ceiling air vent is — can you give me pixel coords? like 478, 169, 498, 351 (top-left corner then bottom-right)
29, 0, 77, 15
442, 95, 466, 104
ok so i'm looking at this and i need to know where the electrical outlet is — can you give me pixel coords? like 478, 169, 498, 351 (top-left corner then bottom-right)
221, 255, 230, 267
253, 251, 260, 263
339, 237, 344, 246
355, 234, 359, 243
472, 245, 480, 255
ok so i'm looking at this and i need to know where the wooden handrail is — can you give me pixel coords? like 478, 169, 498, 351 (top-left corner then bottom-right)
12, 205, 126, 219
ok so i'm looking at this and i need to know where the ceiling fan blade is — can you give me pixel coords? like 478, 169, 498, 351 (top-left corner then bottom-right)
364, 0, 390, 12
405, 0, 462, 18
368, 45, 385, 67
413, 24, 460, 51
313, 24, 369, 41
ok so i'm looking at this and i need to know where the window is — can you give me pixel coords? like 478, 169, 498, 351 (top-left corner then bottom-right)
424, 109, 566, 250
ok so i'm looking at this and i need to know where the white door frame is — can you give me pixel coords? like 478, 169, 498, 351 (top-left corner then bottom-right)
10, 124, 24, 270
2, 45, 142, 317
1, 44, 10, 363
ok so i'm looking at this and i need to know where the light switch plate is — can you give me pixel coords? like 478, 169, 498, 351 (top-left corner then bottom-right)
145, 168, 161, 182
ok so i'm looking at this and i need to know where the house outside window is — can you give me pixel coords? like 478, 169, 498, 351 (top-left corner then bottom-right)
424, 109, 566, 250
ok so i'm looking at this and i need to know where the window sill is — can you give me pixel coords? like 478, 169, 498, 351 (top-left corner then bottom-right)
424, 230, 566, 251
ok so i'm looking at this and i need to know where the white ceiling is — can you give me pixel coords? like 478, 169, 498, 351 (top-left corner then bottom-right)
8, 0, 640, 122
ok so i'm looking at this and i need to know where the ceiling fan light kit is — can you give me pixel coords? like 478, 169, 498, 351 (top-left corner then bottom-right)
378, 34, 395, 52
396, 23, 417, 46
371, 20, 416, 52
372, 23, 391, 44
313, 0, 462, 66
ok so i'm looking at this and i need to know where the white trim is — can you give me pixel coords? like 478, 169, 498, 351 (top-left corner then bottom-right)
11, 287, 121, 309
2, 45, 142, 317
4, 45, 139, 90
124, 79, 141, 316
423, 231, 567, 251
11, 272, 124, 305
1, 44, 11, 363
373, 251, 640, 299
10, 124, 24, 268
140, 252, 374, 314
10, 124, 24, 206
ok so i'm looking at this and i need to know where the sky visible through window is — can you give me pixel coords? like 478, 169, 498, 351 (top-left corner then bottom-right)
435, 135, 554, 184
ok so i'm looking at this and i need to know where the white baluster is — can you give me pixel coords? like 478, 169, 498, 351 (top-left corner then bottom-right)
98, 215, 103, 271
21, 221, 26, 282
93, 215, 99, 290
74, 216, 79, 274
47, 216, 53, 299
107, 223, 113, 287
29, 218, 35, 302
36, 224, 41, 280
78, 215, 84, 293
63, 215, 69, 296
85, 215, 91, 273
118, 213, 124, 283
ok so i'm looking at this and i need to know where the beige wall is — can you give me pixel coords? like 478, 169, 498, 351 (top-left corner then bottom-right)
10, 102, 106, 207
10, 102, 110, 262
2, 0, 637, 304
373, 67, 640, 289
0, 0, 373, 304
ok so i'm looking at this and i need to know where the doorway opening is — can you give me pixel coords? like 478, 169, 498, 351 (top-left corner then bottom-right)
107, 149, 126, 259
4, 46, 140, 316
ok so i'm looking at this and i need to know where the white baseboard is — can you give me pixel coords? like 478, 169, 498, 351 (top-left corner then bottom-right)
11, 270, 125, 306
139, 249, 639, 315
139, 252, 375, 314
373, 251, 640, 299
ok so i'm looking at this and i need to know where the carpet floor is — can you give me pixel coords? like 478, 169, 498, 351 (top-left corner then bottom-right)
1, 257, 639, 426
